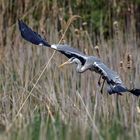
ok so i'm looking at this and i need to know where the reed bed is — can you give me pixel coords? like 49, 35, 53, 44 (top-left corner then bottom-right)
0, 0, 140, 140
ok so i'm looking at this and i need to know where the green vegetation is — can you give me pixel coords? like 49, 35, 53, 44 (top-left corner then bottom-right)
0, 0, 140, 140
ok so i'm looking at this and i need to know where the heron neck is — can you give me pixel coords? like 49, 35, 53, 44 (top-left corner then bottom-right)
76, 63, 86, 73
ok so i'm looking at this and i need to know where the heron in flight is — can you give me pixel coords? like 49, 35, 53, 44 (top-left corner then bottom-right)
18, 20, 140, 96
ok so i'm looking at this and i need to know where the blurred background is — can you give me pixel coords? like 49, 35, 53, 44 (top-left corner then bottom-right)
0, 0, 140, 140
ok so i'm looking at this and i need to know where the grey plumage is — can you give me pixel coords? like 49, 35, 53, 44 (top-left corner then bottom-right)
51, 44, 87, 65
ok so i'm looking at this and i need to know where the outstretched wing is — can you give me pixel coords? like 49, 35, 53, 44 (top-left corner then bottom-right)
51, 44, 87, 65
18, 20, 87, 65
93, 61, 122, 84
18, 19, 50, 47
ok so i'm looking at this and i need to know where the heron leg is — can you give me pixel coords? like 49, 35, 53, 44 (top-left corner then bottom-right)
100, 79, 105, 94
98, 75, 102, 86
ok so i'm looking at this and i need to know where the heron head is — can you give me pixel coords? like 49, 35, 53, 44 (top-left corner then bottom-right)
58, 57, 78, 68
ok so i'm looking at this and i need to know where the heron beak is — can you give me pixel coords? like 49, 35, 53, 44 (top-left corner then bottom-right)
58, 60, 70, 68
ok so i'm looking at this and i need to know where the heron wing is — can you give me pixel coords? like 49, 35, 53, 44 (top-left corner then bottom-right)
18, 20, 87, 64
93, 61, 122, 84
53, 44, 87, 65
18, 20, 50, 47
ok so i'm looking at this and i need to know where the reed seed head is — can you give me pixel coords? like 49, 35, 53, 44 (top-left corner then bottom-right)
120, 61, 123, 68
95, 45, 100, 57
82, 22, 87, 30
127, 54, 132, 69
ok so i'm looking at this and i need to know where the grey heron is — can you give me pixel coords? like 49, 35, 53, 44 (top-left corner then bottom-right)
18, 20, 140, 96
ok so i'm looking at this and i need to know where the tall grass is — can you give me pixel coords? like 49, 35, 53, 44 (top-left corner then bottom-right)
0, 0, 140, 140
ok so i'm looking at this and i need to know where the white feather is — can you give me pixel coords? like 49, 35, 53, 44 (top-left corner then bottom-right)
51, 44, 57, 49
39, 43, 43, 46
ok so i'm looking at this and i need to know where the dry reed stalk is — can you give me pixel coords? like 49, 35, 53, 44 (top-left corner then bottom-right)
6, 15, 81, 133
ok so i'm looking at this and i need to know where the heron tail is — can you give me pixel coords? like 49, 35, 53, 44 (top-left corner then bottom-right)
107, 84, 127, 95
107, 84, 140, 96
128, 88, 140, 96
18, 19, 51, 47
